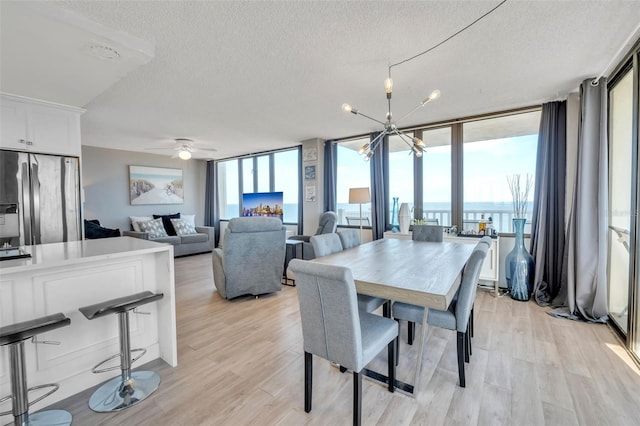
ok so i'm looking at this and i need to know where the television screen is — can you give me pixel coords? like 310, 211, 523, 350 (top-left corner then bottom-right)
242, 191, 283, 219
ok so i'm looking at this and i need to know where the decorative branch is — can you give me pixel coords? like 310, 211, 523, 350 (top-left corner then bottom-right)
507, 174, 533, 219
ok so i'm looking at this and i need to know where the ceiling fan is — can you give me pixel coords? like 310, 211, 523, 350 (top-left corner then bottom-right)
144, 138, 217, 160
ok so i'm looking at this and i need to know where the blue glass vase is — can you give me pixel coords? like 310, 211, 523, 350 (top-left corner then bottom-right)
391, 197, 399, 231
505, 218, 534, 301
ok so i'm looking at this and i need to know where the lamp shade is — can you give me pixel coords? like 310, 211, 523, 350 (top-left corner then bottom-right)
349, 187, 370, 204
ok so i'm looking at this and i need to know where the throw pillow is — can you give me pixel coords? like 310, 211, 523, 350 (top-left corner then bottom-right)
180, 214, 196, 228
130, 216, 153, 232
153, 213, 180, 236
170, 218, 198, 236
84, 220, 120, 239
138, 218, 168, 238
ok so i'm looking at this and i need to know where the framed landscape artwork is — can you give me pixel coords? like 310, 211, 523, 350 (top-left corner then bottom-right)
129, 166, 184, 205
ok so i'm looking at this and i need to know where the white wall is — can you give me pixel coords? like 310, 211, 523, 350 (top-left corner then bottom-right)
81, 146, 207, 232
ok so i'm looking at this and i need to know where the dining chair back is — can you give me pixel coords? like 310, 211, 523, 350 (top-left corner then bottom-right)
412, 225, 443, 242
338, 229, 361, 249
289, 259, 397, 426
310, 233, 343, 257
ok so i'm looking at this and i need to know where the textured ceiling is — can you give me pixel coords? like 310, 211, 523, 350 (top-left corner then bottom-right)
2, 1, 639, 160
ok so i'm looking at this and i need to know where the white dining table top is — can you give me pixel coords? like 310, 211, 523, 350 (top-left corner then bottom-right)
310, 238, 476, 311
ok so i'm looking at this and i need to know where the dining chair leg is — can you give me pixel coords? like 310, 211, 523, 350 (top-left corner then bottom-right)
305, 352, 312, 412
340, 365, 348, 373
383, 300, 391, 318
353, 371, 362, 426
467, 323, 472, 358
470, 305, 475, 338
395, 320, 400, 366
408, 321, 415, 345
457, 331, 466, 388
387, 339, 395, 393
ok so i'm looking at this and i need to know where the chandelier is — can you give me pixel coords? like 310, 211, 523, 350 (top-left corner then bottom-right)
342, 68, 440, 161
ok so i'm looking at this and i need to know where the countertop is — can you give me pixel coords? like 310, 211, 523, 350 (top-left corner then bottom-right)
0, 237, 173, 274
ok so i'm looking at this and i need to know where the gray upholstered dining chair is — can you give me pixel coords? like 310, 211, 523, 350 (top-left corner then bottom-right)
309, 233, 342, 257
392, 242, 488, 387
338, 229, 361, 249
288, 259, 397, 426
412, 225, 444, 242
314, 232, 388, 315
289, 211, 338, 259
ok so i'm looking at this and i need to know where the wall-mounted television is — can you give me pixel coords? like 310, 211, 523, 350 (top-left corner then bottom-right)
242, 191, 283, 220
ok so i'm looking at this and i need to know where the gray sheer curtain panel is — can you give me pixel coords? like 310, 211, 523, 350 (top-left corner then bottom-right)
370, 132, 387, 240
561, 78, 609, 322
323, 141, 337, 212
530, 101, 567, 306
205, 161, 220, 247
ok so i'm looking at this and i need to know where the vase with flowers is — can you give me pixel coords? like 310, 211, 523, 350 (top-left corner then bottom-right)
505, 174, 535, 301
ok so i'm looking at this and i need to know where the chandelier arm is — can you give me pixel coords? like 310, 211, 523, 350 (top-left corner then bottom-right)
369, 128, 389, 151
355, 111, 387, 127
394, 129, 416, 149
395, 103, 427, 126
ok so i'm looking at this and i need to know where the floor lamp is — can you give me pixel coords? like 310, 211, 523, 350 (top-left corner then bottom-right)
349, 187, 370, 243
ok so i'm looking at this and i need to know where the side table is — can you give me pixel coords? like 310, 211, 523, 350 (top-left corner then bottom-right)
283, 239, 304, 286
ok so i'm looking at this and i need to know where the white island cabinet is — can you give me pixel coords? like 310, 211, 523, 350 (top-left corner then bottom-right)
0, 237, 177, 417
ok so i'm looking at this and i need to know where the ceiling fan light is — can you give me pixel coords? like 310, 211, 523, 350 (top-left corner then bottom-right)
178, 150, 192, 160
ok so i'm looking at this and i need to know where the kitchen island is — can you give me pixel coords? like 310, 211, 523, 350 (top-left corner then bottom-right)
0, 237, 177, 417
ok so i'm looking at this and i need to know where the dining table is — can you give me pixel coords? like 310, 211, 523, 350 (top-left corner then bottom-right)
310, 237, 476, 396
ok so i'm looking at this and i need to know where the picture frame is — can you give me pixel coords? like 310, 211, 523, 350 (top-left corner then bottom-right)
304, 165, 316, 180
129, 165, 184, 205
303, 147, 318, 162
305, 185, 316, 202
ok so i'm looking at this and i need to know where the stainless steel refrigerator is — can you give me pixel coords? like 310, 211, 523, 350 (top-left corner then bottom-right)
0, 150, 81, 246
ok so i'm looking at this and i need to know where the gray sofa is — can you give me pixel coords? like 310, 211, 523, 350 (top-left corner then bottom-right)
212, 217, 286, 299
123, 226, 214, 257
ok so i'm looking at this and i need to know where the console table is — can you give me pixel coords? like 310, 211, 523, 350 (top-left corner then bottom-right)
383, 230, 500, 295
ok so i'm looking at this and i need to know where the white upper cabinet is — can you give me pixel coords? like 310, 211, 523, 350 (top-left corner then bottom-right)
0, 94, 84, 157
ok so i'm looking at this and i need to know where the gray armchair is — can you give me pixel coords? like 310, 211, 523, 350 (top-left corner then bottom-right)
212, 217, 286, 299
289, 211, 337, 259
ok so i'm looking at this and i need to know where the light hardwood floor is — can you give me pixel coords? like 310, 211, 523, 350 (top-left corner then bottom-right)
48, 253, 640, 425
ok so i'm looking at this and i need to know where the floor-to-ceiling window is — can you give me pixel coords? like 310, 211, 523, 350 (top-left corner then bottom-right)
607, 41, 640, 361
608, 66, 633, 334
336, 138, 372, 226
333, 108, 540, 233
462, 112, 540, 233
216, 148, 300, 224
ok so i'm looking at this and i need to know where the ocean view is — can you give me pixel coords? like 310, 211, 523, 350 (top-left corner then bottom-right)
222, 201, 533, 233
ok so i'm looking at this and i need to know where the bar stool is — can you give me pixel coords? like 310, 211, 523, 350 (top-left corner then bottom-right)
79, 291, 164, 412
0, 313, 72, 426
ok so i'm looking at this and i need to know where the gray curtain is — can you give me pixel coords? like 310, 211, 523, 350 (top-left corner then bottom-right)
324, 140, 337, 212
297, 146, 303, 234
370, 132, 387, 240
530, 101, 567, 306
205, 160, 220, 247
562, 78, 609, 322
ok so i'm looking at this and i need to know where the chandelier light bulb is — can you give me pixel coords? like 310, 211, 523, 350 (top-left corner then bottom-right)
342, 103, 352, 113
384, 77, 393, 94
358, 143, 370, 155
430, 89, 441, 100
178, 150, 192, 160
413, 137, 425, 147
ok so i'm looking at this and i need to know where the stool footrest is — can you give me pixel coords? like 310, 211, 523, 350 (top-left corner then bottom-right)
92, 348, 147, 374
0, 383, 60, 416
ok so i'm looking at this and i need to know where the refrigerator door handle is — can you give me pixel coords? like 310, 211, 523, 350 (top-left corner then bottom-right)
21, 162, 32, 245
31, 161, 41, 244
